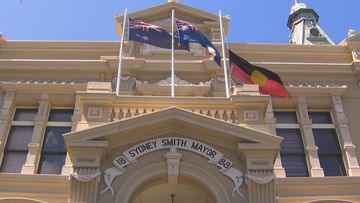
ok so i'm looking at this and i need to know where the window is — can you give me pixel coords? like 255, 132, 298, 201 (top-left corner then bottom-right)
1, 109, 37, 173
274, 111, 309, 177
38, 109, 72, 174
310, 112, 346, 176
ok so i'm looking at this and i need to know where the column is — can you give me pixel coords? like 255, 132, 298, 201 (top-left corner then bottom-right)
21, 94, 50, 174
331, 96, 360, 176
297, 97, 324, 177
0, 92, 15, 162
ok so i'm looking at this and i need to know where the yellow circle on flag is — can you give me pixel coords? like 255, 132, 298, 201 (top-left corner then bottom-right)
251, 70, 268, 86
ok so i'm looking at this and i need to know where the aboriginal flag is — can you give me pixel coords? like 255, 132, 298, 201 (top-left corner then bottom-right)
229, 50, 291, 98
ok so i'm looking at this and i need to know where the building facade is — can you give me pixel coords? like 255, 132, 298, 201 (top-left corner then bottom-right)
0, 0, 360, 202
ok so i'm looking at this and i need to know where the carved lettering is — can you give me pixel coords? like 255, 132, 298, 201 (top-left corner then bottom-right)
103, 137, 242, 197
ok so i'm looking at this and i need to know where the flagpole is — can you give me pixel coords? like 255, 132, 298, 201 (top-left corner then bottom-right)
219, 10, 230, 98
171, 9, 175, 97
116, 8, 128, 96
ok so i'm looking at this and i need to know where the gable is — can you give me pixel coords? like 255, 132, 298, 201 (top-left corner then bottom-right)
64, 107, 282, 150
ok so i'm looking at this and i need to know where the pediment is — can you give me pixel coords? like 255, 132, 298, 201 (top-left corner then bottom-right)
115, 2, 230, 36
64, 107, 281, 151
129, 2, 219, 23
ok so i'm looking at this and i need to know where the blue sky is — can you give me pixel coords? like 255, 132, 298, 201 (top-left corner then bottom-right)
0, 0, 359, 44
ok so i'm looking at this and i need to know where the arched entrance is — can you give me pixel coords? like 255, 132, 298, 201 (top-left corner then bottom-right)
115, 163, 231, 203
131, 176, 216, 203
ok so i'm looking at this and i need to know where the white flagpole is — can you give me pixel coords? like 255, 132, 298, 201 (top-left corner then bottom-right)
219, 10, 230, 98
171, 9, 175, 97
116, 8, 128, 96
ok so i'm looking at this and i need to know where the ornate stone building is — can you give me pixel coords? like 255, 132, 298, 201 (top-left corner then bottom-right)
0, 1, 359, 203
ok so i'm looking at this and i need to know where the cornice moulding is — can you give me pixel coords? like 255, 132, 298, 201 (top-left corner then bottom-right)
0, 82, 87, 93
76, 93, 268, 107
1, 40, 119, 50
0, 59, 108, 71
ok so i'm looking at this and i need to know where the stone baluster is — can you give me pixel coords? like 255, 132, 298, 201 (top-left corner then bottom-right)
108, 108, 114, 122
113, 108, 120, 121
225, 109, 232, 123
145, 108, 152, 114
138, 108, 144, 116
218, 109, 224, 121
129, 108, 137, 118
194, 109, 201, 114
209, 109, 216, 119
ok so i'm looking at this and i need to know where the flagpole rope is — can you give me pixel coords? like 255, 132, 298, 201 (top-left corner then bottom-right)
171, 9, 175, 97
219, 10, 230, 98
116, 8, 128, 96
222, 17, 233, 93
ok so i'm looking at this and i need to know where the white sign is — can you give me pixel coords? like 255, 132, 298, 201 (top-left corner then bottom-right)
102, 137, 243, 197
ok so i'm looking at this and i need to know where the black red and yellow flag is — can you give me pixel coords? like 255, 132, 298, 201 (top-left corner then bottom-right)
229, 50, 291, 98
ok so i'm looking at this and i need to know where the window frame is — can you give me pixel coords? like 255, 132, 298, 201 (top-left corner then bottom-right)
37, 108, 73, 175
1, 107, 37, 173
274, 110, 309, 177
309, 110, 346, 176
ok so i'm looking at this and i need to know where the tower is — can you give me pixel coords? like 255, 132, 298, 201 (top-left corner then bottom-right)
287, 0, 334, 45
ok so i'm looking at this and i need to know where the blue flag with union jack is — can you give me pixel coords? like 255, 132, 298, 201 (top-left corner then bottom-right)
176, 20, 222, 66
128, 18, 189, 50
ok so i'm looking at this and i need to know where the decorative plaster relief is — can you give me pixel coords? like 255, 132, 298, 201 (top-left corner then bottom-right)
0, 92, 14, 114
353, 49, 360, 60
165, 147, 182, 177
136, 75, 210, 87
244, 110, 259, 121
87, 107, 103, 119
102, 137, 244, 198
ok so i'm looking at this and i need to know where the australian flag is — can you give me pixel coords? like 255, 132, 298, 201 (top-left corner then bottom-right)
128, 18, 189, 50
176, 20, 222, 66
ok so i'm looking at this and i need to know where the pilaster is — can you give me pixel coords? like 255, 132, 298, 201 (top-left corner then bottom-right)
297, 97, 324, 177
21, 94, 50, 174
264, 98, 286, 177
62, 103, 81, 175
67, 141, 108, 203
238, 146, 279, 203
331, 96, 360, 176
70, 167, 101, 203
247, 170, 276, 203
0, 92, 15, 162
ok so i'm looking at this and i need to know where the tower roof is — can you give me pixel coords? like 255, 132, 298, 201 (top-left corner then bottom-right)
287, 1, 319, 29
287, 0, 334, 45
